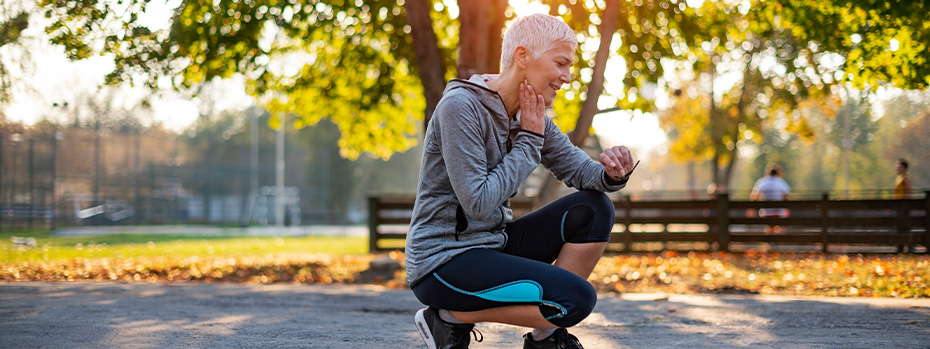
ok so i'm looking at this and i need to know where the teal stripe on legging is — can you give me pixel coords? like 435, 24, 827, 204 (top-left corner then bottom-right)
432, 273, 568, 320
434, 273, 543, 303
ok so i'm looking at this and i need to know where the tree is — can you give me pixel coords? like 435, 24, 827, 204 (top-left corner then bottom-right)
535, 0, 620, 204
657, 80, 712, 192
0, 0, 33, 111
40, 0, 930, 173
658, 0, 853, 193
40, 0, 708, 165
774, 0, 930, 91
41, 0, 461, 160
536, 0, 704, 204
456, 0, 507, 78
403, 0, 448, 125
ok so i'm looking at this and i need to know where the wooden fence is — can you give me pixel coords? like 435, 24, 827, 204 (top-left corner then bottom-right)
368, 192, 930, 253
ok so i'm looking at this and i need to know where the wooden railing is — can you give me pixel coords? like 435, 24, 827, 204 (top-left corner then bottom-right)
368, 192, 930, 253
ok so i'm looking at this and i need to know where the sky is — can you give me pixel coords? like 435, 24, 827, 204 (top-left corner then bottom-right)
2, 0, 667, 156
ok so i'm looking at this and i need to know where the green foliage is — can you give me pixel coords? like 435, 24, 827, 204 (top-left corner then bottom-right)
659, 0, 853, 188
659, 84, 713, 163
41, 0, 456, 159
552, 0, 703, 115
37, 0, 930, 163
0, 11, 28, 47
776, 0, 930, 90
0, 8, 30, 106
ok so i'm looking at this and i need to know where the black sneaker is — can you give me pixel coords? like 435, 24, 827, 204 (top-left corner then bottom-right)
414, 307, 482, 349
523, 328, 584, 349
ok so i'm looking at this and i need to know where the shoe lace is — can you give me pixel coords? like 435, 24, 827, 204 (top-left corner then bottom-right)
449, 325, 483, 347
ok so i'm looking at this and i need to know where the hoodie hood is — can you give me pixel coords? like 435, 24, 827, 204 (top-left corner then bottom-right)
443, 75, 511, 122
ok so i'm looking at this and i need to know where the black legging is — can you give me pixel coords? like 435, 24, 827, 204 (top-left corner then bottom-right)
411, 190, 614, 328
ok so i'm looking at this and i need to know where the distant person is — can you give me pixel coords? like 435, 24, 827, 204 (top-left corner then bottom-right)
406, 14, 637, 349
894, 158, 913, 253
751, 164, 791, 233
894, 158, 912, 199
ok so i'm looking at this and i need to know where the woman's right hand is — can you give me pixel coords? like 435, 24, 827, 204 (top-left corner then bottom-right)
519, 80, 546, 134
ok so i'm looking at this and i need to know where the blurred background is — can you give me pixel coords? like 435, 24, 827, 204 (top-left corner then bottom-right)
1, 0, 928, 229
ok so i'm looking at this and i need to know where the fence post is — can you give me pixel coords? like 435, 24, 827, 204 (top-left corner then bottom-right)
623, 195, 632, 252
134, 132, 141, 225
716, 193, 730, 252
0, 135, 3, 231
821, 193, 829, 253
368, 196, 380, 253
50, 132, 59, 229
28, 140, 34, 229
924, 191, 930, 254
93, 123, 101, 205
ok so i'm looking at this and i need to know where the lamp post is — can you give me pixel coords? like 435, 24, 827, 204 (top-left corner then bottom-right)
51, 102, 68, 229
28, 139, 34, 229
276, 112, 285, 227
51, 130, 61, 228
0, 133, 3, 231
8, 133, 22, 228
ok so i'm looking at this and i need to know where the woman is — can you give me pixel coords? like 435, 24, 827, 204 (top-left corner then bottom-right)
406, 14, 637, 349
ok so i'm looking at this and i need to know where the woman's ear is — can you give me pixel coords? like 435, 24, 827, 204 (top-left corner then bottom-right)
514, 46, 529, 69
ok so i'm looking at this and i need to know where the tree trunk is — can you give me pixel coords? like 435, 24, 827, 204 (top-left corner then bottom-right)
485, 0, 507, 74
457, 0, 507, 78
721, 62, 753, 190
536, 0, 620, 207
404, 0, 447, 128
722, 142, 737, 190
457, 0, 492, 78
688, 161, 696, 198
708, 62, 720, 193
567, 0, 618, 146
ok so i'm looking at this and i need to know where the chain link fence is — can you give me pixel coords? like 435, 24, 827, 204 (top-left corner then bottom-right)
0, 128, 309, 229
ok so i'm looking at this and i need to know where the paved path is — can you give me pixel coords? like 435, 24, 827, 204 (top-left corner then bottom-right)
2, 282, 929, 348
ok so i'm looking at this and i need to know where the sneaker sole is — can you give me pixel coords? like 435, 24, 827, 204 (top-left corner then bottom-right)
414, 309, 437, 349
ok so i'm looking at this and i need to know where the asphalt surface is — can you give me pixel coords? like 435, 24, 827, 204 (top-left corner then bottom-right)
2, 282, 929, 348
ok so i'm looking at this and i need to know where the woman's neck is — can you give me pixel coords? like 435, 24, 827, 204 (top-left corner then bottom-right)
484, 70, 523, 119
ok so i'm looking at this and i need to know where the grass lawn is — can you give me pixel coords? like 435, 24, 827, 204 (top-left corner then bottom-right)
1, 229, 368, 263
1, 228, 382, 285
2, 228, 928, 298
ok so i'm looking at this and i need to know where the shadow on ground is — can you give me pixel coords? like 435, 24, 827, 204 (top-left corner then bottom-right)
1, 282, 929, 348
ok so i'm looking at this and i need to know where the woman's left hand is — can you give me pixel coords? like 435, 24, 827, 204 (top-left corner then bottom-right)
599, 146, 635, 180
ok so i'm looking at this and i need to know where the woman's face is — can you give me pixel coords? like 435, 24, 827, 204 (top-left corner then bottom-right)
524, 41, 574, 107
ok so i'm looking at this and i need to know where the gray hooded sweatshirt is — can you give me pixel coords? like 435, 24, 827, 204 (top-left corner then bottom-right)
404, 75, 627, 286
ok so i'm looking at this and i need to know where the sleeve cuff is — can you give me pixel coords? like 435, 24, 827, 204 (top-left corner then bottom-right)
518, 129, 544, 138
604, 171, 629, 186
605, 160, 638, 186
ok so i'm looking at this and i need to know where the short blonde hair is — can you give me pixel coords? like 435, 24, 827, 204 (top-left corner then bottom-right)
500, 13, 577, 70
